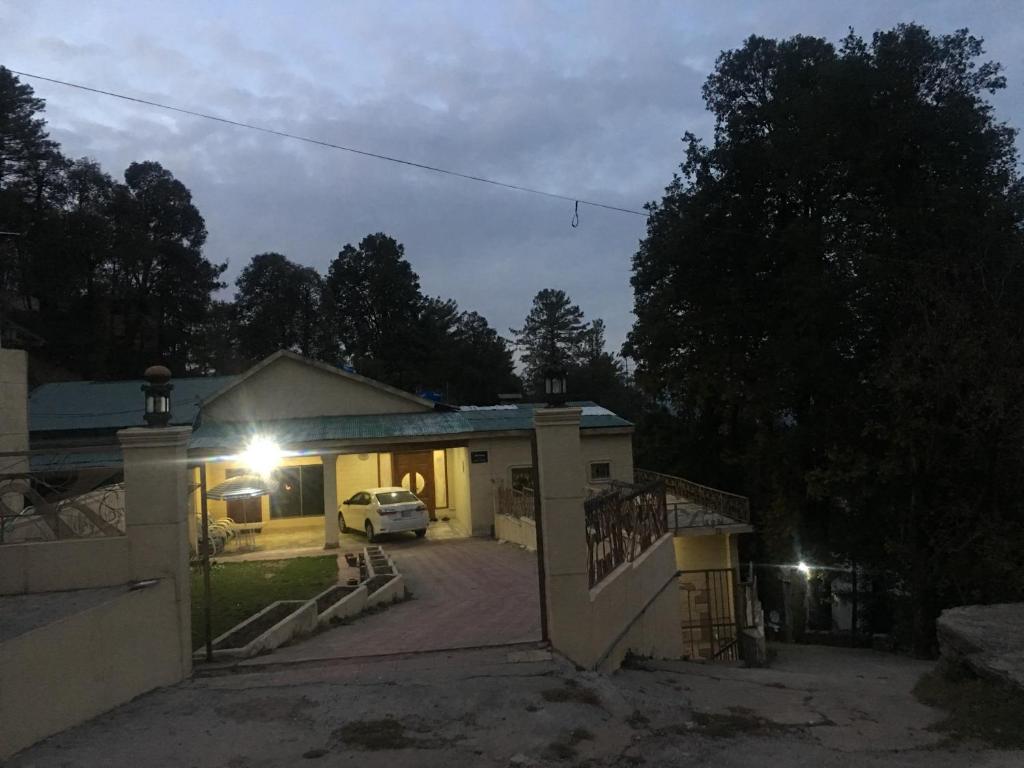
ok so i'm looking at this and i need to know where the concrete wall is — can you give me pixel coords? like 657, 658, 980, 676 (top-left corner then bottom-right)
464, 430, 633, 538
494, 513, 537, 551
446, 447, 472, 536
0, 537, 132, 595
0, 426, 193, 759
338, 452, 380, 505
204, 355, 430, 422
0, 580, 184, 759
674, 533, 735, 572
535, 409, 681, 670
0, 349, 29, 516
0, 349, 28, 454
590, 535, 684, 671
580, 432, 634, 485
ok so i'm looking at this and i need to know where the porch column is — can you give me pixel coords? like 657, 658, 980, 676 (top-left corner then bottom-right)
323, 452, 340, 548
534, 407, 591, 665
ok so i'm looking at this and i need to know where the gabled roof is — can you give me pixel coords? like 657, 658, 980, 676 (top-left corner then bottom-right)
199, 350, 437, 412
30, 375, 236, 433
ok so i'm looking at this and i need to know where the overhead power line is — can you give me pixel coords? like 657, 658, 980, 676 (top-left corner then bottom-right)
11, 70, 647, 218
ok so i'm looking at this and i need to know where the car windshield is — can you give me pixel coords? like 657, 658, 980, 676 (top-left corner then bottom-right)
375, 490, 420, 505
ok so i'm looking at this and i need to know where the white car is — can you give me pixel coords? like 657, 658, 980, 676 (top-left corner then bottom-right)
338, 486, 429, 542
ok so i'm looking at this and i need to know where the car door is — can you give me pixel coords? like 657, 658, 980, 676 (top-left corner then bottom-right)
362, 492, 380, 529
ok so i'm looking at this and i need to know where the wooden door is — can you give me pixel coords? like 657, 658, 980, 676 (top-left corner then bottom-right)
393, 451, 436, 520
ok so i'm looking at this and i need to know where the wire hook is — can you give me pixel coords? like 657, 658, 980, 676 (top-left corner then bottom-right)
571, 200, 579, 228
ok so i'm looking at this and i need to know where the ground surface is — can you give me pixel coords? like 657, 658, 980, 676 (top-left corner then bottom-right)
241, 537, 542, 664
10, 644, 1022, 767
937, 602, 1024, 690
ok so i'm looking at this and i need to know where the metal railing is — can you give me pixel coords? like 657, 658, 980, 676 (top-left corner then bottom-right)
635, 468, 750, 527
678, 568, 741, 661
494, 483, 536, 520
584, 480, 667, 588
0, 453, 125, 544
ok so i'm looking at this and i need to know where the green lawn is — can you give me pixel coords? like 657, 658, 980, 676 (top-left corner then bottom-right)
190, 556, 338, 650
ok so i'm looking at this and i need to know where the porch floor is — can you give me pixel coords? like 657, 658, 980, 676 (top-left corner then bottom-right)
213, 518, 465, 562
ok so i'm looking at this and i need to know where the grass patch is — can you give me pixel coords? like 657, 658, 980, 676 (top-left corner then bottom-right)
190, 556, 337, 650
914, 668, 1024, 749
541, 679, 603, 708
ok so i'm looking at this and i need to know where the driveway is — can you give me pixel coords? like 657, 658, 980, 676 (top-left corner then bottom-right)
247, 537, 543, 665
11, 644, 1021, 766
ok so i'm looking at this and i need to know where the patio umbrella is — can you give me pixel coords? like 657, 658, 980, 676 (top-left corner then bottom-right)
204, 473, 275, 501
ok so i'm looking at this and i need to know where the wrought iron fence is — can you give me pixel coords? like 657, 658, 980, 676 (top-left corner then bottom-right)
584, 480, 667, 587
635, 468, 750, 527
494, 482, 535, 520
0, 452, 125, 544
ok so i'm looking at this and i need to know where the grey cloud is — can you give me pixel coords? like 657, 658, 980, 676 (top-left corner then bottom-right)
7, 1, 1024, 358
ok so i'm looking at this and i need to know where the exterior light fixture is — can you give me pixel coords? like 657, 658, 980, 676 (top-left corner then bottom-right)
796, 561, 811, 578
241, 436, 282, 479
141, 365, 173, 427
544, 366, 568, 407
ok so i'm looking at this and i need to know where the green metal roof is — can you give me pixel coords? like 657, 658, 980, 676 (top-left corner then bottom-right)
189, 402, 631, 452
459, 402, 632, 431
29, 376, 238, 433
29, 450, 124, 472
27, 364, 633, 455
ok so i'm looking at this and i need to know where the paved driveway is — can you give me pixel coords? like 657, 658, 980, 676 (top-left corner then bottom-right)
247, 538, 542, 665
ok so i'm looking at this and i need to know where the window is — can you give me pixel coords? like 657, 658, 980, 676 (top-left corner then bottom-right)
270, 465, 324, 518
509, 466, 535, 493
589, 462, 612, 482
376, 490, 420, 505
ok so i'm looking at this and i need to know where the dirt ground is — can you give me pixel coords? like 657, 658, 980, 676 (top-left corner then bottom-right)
8, 644, 1023, 767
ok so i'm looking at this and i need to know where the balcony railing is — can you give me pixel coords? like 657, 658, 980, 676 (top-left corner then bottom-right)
584, 480, 668, 587
634, 468, 750, 530
0, 451, 125, 545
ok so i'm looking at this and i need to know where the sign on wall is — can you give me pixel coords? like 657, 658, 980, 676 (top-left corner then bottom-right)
470, 450, 489, 464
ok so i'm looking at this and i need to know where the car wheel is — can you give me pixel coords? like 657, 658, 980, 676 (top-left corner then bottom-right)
365, 520, 376, 542
414, 529, 427, 539
338, 511, 348, 533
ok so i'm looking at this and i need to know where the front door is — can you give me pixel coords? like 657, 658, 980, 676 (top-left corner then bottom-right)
393, 451, 436, 520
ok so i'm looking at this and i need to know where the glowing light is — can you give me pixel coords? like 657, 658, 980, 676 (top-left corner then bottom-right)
240, 436, 282, 479
797, 561, 811, 578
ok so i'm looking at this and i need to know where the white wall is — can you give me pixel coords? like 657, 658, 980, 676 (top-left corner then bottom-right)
580, 433, 635, 485
433, 449, 448, 510
444, 447, 472, 536
463, 430, 634, 538
337, 453, 380, 506
0, 579, 183, 759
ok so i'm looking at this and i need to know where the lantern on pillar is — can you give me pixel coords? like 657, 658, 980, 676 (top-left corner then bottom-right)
142, 365, 173, 427
543, 366, 568, 407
